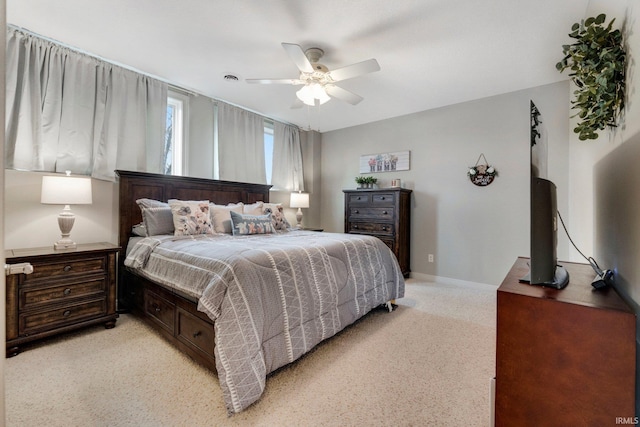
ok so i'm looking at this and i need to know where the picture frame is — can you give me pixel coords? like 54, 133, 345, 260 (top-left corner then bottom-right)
359, 150, 410, 174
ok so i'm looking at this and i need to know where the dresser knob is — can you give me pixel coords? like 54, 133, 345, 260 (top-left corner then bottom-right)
63, 265, 72, 272
193, 331, 202, 338
155, 306, 161, 313
381, 197, 386, 200
382, 226, 388, 231
353, 225, 359, 229
382, 211, 388, 215
354, 210, 359, 214
63, 288, 72, 296
63, 310, 71, 317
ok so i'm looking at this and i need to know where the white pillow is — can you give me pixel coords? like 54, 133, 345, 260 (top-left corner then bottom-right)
243, 201, 264, 215
211, 203, 244, 234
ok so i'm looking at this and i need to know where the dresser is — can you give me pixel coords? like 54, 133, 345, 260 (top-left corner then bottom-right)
495, 257, 636, 426
5, 242, 119, 356
343, 188, 412, 276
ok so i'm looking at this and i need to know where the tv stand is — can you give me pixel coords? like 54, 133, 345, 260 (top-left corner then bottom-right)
495, 257, 636, 426
519, 264, 569, 289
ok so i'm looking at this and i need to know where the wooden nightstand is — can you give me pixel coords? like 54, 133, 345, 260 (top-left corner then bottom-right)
5, 242, 119, 357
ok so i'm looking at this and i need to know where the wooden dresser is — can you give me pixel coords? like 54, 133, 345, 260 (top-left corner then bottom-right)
495, 257, 636, 426
343, 188, 412, 277
5, 242, 119, 356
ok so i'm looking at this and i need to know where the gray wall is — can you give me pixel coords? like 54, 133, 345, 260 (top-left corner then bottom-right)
320, 81, 570, 286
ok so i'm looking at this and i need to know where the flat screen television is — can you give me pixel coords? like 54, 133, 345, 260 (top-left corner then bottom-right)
520, 101, 569, 289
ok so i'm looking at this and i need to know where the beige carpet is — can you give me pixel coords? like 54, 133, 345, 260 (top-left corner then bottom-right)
5, 279, 497, 427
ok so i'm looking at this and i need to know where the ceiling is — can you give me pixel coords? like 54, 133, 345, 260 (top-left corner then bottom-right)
8, 0, 589, 132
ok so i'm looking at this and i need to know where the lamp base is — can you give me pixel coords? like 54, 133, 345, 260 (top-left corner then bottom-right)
54, 239, 77, 250
296, 208, 303, 228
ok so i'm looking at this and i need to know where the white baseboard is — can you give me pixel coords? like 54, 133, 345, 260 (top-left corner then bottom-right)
408, 272, 498, 291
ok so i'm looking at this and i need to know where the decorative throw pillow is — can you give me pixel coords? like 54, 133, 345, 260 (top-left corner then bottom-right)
230, 211, 274, 235
169, 200, 214, 236
262, 203, 291, 231
136, 199, 174, 236
210, 203, 244, 234
243, 201, 264, 215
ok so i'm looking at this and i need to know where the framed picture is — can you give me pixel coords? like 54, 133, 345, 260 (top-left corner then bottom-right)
359, 150, 410, 173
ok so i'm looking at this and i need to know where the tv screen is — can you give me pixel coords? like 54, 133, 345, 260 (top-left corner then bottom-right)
521, 101, 569, 289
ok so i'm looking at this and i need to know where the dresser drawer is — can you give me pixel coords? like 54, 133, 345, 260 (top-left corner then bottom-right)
24, 256, 107, 283
19, 298, 107, 335
145, 289, 175, 333
371, 193, 396, 205
348, 193, 372, 205
348, 207, 394, 220
348, 222, 394, 236
20, 277, 106, 310
378, 237, 395, 253
177, 308, 215, 357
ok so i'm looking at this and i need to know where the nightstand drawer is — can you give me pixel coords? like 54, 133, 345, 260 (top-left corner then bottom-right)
348, 207, 393, 220
20, 278, 106, 310
19, 298, 107, 335
145, 289, 175, 333
24, 256, 107, 283
177, 308, 215, 357
348, 222, 394, 235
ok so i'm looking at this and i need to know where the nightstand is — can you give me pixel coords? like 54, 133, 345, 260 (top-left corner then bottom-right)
5, 242, 119, 357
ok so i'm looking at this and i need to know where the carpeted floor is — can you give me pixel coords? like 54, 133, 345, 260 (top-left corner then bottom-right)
5, 279, 497, 426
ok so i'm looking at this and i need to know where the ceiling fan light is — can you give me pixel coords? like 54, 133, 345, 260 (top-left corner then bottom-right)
317, 88, 331, 104
296, 85, 315, 106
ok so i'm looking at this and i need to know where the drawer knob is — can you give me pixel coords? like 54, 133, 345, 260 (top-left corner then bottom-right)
357, 196, 361, 200
382, 226, 388, 231
353, 225, 359, 229
63, 288, 72, 296
383, 211, 388, 215
354, 210, 359, 214
155, 306, 161, 313
381, 196, 386, 200
193, 331, 202, 339
63, 310, 71, 317
63, 265, 72, 272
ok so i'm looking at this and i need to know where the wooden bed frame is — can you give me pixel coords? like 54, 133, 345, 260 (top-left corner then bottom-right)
116, 170, 272, 372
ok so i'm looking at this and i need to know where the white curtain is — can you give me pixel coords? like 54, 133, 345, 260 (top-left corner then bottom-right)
5, 27, 167, 181
217, 102, 266, 183
272, 122, 304, 191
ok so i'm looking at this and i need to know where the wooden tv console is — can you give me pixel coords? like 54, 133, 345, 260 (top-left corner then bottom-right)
495, 257, 636, 426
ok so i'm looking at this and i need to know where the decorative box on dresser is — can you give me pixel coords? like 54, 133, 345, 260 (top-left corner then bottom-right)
5, 242, 119, 357
495, 257, 636, 426
343, 188, 412, 277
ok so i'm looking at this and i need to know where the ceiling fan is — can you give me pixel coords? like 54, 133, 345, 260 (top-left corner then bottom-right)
246, 43, 380, 107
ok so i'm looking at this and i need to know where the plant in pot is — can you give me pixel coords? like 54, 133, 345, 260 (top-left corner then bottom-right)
556, 13, 626, 140
355, 176, 378, 189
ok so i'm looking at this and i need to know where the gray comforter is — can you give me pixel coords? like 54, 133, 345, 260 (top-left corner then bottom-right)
125, 230, 404, 414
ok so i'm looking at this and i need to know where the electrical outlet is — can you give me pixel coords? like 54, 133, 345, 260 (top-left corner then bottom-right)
428, 254, 434, 263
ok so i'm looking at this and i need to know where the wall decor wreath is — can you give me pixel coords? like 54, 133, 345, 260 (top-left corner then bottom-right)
468, 153, 498, 187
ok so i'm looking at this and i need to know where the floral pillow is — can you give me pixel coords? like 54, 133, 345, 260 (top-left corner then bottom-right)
230, 211, 274, 235
262, 203, 291, 231
169, 200, 214, 236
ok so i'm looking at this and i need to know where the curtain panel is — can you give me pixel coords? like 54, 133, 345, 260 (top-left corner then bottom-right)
272, 122, 304, 191
217, 102, 266, 184
5, 27, 167, 181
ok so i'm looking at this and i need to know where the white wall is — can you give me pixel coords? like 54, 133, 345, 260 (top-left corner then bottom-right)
4, 170, 118, 250
320, 81, 570, 286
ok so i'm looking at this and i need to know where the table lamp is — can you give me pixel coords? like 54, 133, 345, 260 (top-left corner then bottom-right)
41, 171, 93, 250
289, 191, 309, 228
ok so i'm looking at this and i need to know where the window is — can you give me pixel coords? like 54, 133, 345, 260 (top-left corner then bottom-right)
264, 122, 274, 184
165, 92, 189, 175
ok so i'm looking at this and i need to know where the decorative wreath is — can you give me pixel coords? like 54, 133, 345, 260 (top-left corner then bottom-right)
468, 154, 498, 187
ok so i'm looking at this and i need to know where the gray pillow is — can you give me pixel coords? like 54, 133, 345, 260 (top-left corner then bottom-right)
136, 198, 174, 236
230, 211, 274, 236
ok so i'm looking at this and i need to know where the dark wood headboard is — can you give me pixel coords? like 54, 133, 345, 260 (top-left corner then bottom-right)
116, 169, 272, 259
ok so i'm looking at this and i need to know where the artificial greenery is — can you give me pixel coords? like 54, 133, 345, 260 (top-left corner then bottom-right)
556, 13, 626, 140
355, 176, 377, 185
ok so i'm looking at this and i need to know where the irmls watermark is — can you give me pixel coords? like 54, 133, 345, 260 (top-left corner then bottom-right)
616, 417, 639, 425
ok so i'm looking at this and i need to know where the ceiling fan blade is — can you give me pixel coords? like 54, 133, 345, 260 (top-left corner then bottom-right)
325, 85, 364, 105
328, 59, 380, 82
246, 78, 303, 85
282, 43, 314, 73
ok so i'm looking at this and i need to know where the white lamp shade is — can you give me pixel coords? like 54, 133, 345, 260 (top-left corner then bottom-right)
41, 175, 93, 205
290, 192, 310, 209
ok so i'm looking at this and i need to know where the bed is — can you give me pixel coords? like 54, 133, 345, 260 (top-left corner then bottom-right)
116, 170, 405, 414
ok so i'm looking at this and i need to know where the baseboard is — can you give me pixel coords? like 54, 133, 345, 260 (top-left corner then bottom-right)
409, 272, 498, 291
